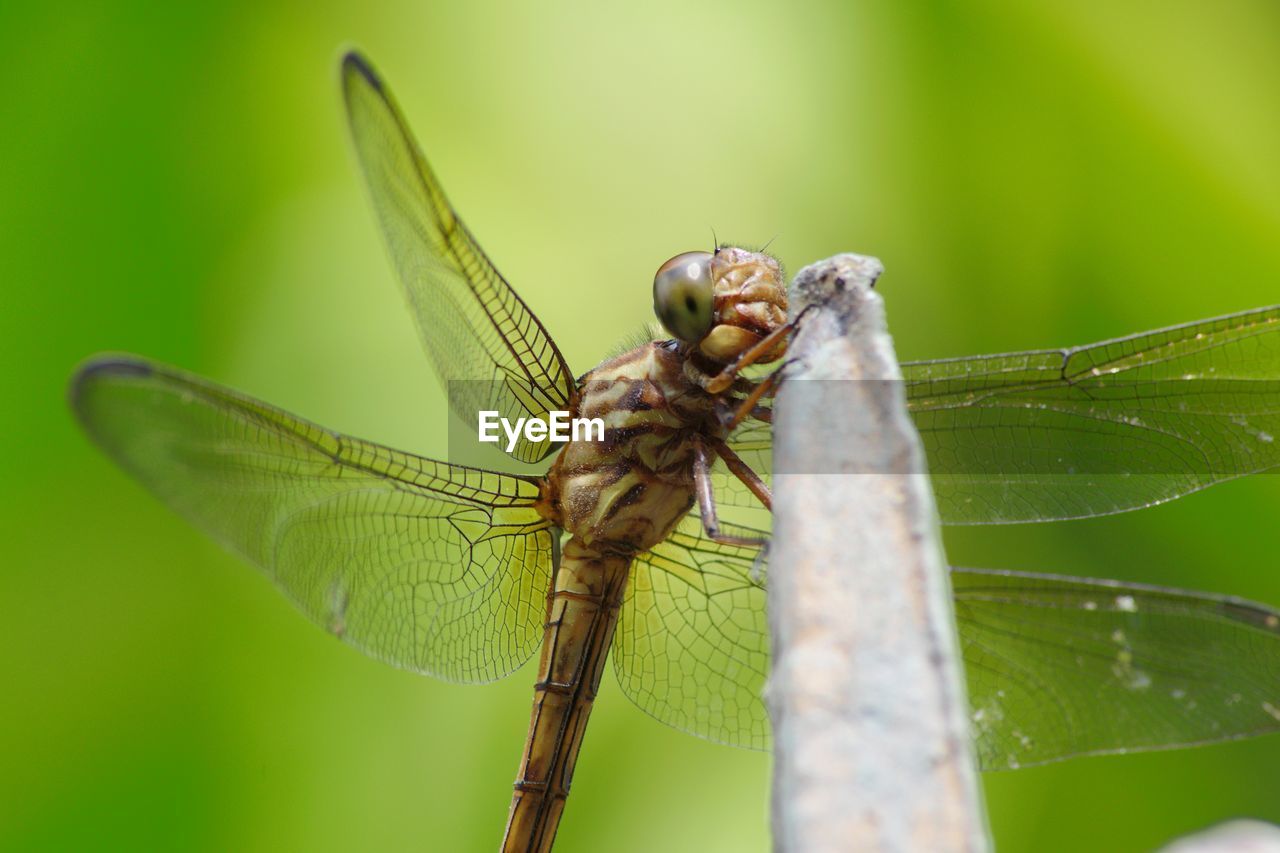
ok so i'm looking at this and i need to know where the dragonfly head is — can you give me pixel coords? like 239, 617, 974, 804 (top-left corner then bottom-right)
652, 246, 788, 364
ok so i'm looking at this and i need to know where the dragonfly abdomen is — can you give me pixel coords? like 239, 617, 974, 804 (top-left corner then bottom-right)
503, 539, 630, 853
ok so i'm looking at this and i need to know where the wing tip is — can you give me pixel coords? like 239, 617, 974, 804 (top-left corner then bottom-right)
339, 47, 383, 95
68, 354, 154, 414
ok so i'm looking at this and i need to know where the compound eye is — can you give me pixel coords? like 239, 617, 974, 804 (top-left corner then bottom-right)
653, 251, 715, 344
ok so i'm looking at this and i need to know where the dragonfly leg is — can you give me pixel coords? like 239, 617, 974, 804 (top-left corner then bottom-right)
715, 399, 773, 432
710, 438, 772, 511
704, 321, 795, 394
704, 304, 815, 394
692, 435, 769, 547
723, 371, 779, 431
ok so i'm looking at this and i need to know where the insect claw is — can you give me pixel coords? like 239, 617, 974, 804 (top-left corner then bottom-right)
750, 543, 770, 586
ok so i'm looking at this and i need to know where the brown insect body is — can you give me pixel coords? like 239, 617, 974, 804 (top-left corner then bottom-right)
503, 251, 788, 852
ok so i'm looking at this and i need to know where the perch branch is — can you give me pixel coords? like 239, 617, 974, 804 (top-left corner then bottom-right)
766, 254, 989, 852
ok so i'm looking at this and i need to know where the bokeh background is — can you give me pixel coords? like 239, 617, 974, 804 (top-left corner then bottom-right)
4, 1, 1280, 850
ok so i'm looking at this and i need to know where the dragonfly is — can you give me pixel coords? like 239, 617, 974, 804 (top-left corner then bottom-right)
70, 50, 1280, 852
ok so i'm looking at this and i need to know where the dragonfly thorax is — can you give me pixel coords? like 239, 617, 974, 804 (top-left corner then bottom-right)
542, 341, 722, 554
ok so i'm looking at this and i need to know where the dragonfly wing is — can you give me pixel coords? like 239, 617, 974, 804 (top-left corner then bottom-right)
615, 517, 1280, 764
342, 52, 574, 464
723, 307, 1280, 521
905, 306, 1280, 523
613, 515, 771, 749
956, 567, 1280, 769
71, 355, 555, 683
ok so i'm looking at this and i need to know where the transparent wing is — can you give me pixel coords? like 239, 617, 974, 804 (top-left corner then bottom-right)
614, 518, 1280, 764
71, 355, 555, 683
955, 568, 1280, 768
721, 306, 1280, 521
907, 305, 1280, 522
613, 515, 770, 749
342, 51, 573, 464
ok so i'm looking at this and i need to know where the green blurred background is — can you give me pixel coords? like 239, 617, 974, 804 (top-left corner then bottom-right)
4, 1, 1280, 850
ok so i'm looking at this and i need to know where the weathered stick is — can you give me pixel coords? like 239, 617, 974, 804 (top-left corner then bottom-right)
766, 254, 989, 852
1162, 820, 1280, 852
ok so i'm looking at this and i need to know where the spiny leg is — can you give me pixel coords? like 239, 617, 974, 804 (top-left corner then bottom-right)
704, 320, 796, 394
692, 435, 769, 547
715, 399, 773, 430
722, 371, 779, 431
704, 304, 814, 394
710, 438, 772, 511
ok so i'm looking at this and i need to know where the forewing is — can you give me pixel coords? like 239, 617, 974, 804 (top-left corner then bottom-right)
342, 52, 573, 463
955, 568, 1280, 769
905, 306, 1280, 523
613, 515, 770, 748
723, 308, 1280, 521
71, 355, 555, 683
